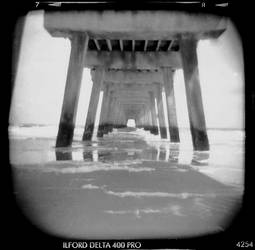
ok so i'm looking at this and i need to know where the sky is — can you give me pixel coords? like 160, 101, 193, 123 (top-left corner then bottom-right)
9, 10, 244, 129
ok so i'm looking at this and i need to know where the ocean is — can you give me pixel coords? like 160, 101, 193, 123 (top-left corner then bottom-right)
9, 125, 244, 239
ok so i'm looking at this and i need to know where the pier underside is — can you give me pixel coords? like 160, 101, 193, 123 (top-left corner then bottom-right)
44, 10, 226, 150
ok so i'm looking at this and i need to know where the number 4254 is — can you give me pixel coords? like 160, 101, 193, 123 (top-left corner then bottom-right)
236, 241, 254, 248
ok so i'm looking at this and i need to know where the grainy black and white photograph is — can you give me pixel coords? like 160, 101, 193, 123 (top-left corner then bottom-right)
7, 1, 251, 248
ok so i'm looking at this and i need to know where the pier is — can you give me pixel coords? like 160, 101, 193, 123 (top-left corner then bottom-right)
44, 11, 227, 150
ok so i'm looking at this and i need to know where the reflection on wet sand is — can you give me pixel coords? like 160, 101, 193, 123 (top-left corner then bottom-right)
55, 142, 208, 167
55, 141, 181, 163
191, 151, 210, 166
55, 150, 73, 161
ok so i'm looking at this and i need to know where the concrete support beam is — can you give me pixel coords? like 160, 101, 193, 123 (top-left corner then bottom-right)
144, 40, 148, 51
104, 70, 164, 84
84, 51, 181, 70
113, 103, 120, 127
104, 91, 115, 133
119, 39, 123, 51
97, 84, 111, 137
132, 40, 135, 52
155, 84, 167, 139
114, 101, 126, 128
139, 106, 145, 129
167, 40, 174, 51
180, 37, 209, 151
82, 67, 105, 140
162, 67, 180, 142
106, 39, 112, 51
136, 114, 142, 128
117, 102, 150, 107
94, 38, 100, 51
56, 34, 89, 147
142, 105, 148, 128
141, 106, 147, 129
111, 87, 151, 95
112, 93, 150, 101
145, 106, 154, 132
156, 40, 161, 51
138, 103, 151, 132
110, 97, 119, 128
121, 109, 127, 127
111, 89, 153, 97
149, 91, 159, 135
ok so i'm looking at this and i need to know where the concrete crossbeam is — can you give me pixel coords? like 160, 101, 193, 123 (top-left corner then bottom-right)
104, 70, 164, 84
109, 87, 155, 94
85, 51, 181, 69
116, 100, 150, 105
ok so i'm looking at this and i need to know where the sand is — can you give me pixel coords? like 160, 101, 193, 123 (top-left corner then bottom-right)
10, 127, 244, 239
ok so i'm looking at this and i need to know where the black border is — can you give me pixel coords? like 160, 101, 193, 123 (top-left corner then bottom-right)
5, 0, 254, 249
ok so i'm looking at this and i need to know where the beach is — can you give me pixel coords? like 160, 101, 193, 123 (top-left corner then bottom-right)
9, 126, 244, 239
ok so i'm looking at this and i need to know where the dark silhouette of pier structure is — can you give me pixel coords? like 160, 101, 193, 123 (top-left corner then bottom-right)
44, 11, 226, 151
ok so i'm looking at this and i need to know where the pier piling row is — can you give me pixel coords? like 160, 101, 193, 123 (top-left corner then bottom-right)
44, 11, 226, 150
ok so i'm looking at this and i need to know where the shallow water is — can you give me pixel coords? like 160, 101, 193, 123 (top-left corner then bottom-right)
9, 126, 244, 239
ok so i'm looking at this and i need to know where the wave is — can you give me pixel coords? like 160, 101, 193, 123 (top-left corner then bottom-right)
104, 204, 186, 218
12, 161, 155, 174
104, 190, 217, 198
8, 125, 244, 140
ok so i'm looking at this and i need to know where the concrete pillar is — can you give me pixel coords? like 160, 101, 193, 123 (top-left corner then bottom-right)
145, 106, 153, 132
115, 102, 126, 128
113, 98, 119, 128
104, 90, 114, 133
136, 113, 142, 128
155, 84, 167, 139
110, 97, 118, 128
145, 105, 149, 128
143, 105, 150, 131
82, 67, 105, 140
115, 102, 122, 128
97, 83, 110, 137
162, 67, 180, 142
149, 91, 159, 135
141, 106, 147, 129
145, 104, 154, 133
180, 37, 209, 151
121, 111, 127, 128
136, 108, 143, 129
121, 107, 127, 128
124, 115, 129, 127
148, 105, 153, 127
56, 34, 89, 147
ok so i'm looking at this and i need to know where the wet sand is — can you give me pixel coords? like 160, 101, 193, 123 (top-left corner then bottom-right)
10, 128, 244, 239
